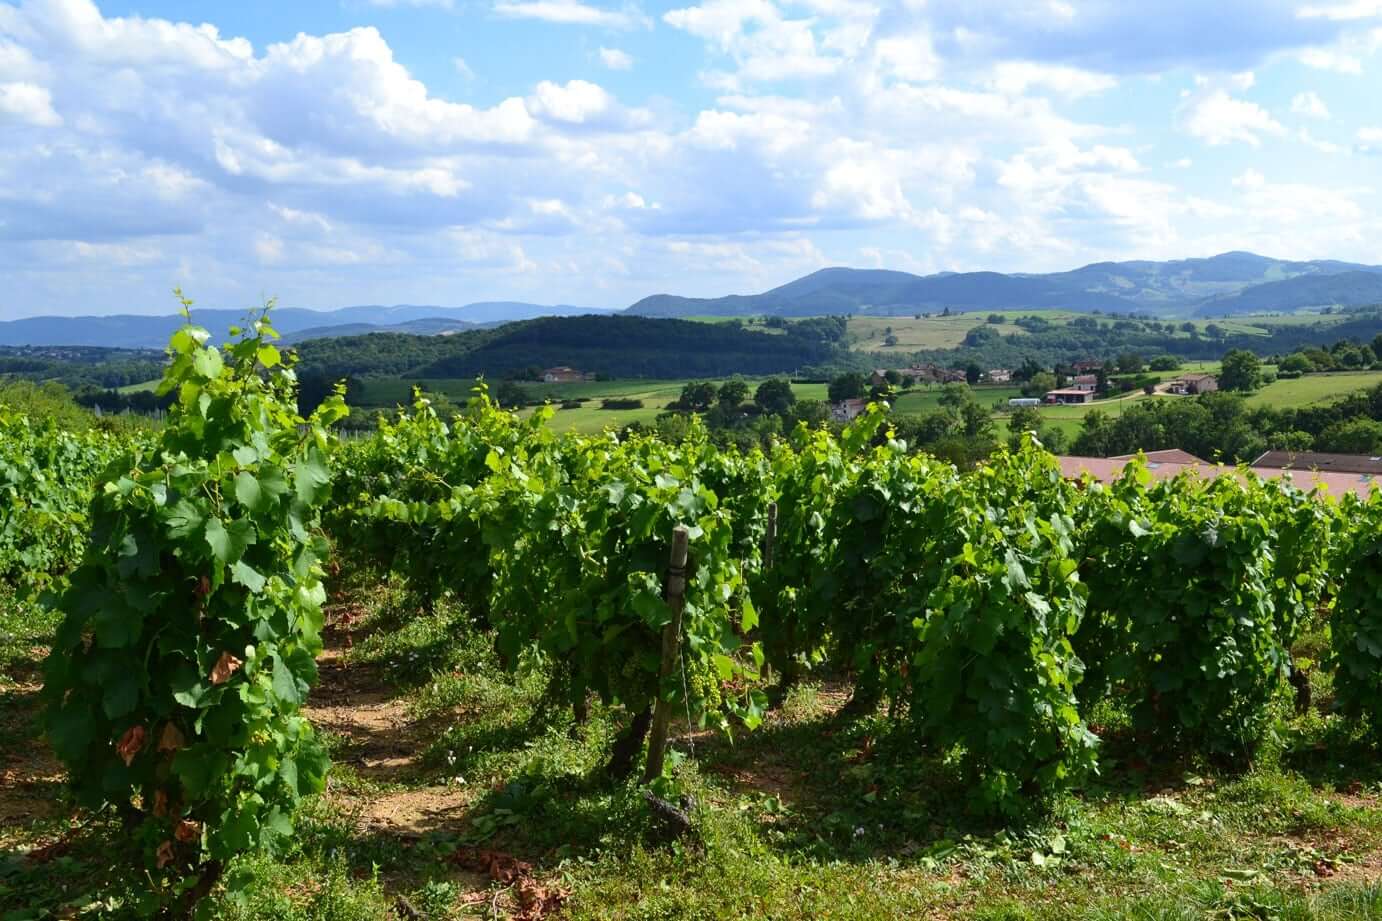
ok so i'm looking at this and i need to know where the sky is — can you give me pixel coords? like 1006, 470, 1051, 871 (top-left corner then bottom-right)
1, 0, 1381, 318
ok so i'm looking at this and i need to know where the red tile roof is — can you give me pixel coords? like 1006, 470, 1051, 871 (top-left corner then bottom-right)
1057, 455, 1379, 499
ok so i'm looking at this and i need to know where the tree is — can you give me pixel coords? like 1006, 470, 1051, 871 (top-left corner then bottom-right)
1149, 356, 1181, 372
1008, 405, 1043, 441
987, 314, 1007, 324
938, 382, 974, 410
677, 381, 718, 412
884, 369, 902, 386
793, 399, 830, 426
717, 378, 749, 408
1023, 371, 1057, 398
1117, 352, 1145, 374
754, 378, 796, 415
1205, 323, 1224, 339
1219, 349, 1263, 392
963, 326, 1001, 348
1372, 333, 1382, 364
1279, 353, 1313, 374
1318, 418, 1382, 454
493, 380, 531, 409
828, 372, 868, 403
965, 362, 983, 385
1180, 321, 1196, 333
883, 334, 899, 347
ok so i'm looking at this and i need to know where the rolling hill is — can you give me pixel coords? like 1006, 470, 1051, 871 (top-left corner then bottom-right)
1194, 271, 1382, 316
0, 303, 613, 348
626, 252, 1382, 319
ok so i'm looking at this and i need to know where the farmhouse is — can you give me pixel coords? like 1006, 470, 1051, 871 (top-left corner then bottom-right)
1073, 360, 1104, 372
1166, 373, 1218, 395
1071, 374, 1098, 392
987, 368, 1013, 383
542, 366, 593, 383
1045, 388, 1094, 405
830, 398, 869, 422
869, 364, 966, 386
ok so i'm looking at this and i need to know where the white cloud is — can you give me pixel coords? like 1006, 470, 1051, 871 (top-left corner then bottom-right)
453, 56, 475, 78
493, 0, 650, 30
527, 79, 614, 123
1179, 89, 1285, 146
598, 46, 633, 69
1290, 90, 1331, 119
1297, 128, 1346, 153
1297, 0, 1382, 20
1359, 126, 1382, 153
1298, 46, 1364, 72
988, 61, 1117, 97
0, 80, 60, 125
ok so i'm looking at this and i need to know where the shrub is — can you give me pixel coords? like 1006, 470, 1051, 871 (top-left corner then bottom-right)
601, 398, 645, 410
41, 299, 346, 911
1330, 496, 1382, 731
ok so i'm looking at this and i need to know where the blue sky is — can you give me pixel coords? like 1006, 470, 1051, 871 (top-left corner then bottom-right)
1, 0, 1380, 317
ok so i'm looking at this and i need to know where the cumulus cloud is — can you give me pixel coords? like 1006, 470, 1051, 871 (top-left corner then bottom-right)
493, 0, 650, 30
0, 80, 60, 125
1179, 88, 1285, 147
1291, 91, 1331, 119
598, 46, 632, 69
1, 0, 1380, 316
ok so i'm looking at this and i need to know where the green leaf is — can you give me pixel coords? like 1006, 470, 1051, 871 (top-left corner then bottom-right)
294, 450, 331, 505
193, 347, 223, 379
271, 654, 302, 707
231, 560, 267, 593
234, 471, 265, 512
205, 517, 253, 564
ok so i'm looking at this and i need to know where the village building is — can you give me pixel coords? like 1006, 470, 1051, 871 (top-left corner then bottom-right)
1057, 454, 1378, 499
829, 398, 869, 422
1045, 388, 1094, 405
1252, 451, 1382, 476
1165, 373, 1218, 395
542, 366, 593, 383
987, 369, 1013, 383
1071, 374, 1098, 392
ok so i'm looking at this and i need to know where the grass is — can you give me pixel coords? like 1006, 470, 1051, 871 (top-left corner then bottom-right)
6, 573, 1382, 920
1247, 371, 1382, 410
355, 377, 831, 435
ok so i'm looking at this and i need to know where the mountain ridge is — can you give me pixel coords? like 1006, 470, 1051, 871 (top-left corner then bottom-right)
5, 252, 1381, 348
626, 252, 1382, 319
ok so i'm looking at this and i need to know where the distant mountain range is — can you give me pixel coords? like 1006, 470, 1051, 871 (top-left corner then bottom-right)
627, 252, 1382, 319
4, 252, 1382, 348
0, 302, 612, 348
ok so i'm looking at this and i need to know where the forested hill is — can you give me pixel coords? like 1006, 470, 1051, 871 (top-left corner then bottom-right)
293, 314, 847, 381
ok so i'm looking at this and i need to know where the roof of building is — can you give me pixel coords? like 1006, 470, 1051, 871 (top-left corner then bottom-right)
1046, 388, 1094, 396
1109, 448, 1209, 465
1057, 455, 1378, 499
1073, 374, 1098, 383
1179, 372, 1216, 381
1252, 450, 1382, 475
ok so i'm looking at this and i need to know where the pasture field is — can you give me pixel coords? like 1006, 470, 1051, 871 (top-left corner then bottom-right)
1247, 371, 1382, 410
846, 314, 1035, 352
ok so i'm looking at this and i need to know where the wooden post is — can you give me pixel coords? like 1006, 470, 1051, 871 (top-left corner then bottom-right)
763, 502, 778, 570
643, 526, 690, 783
